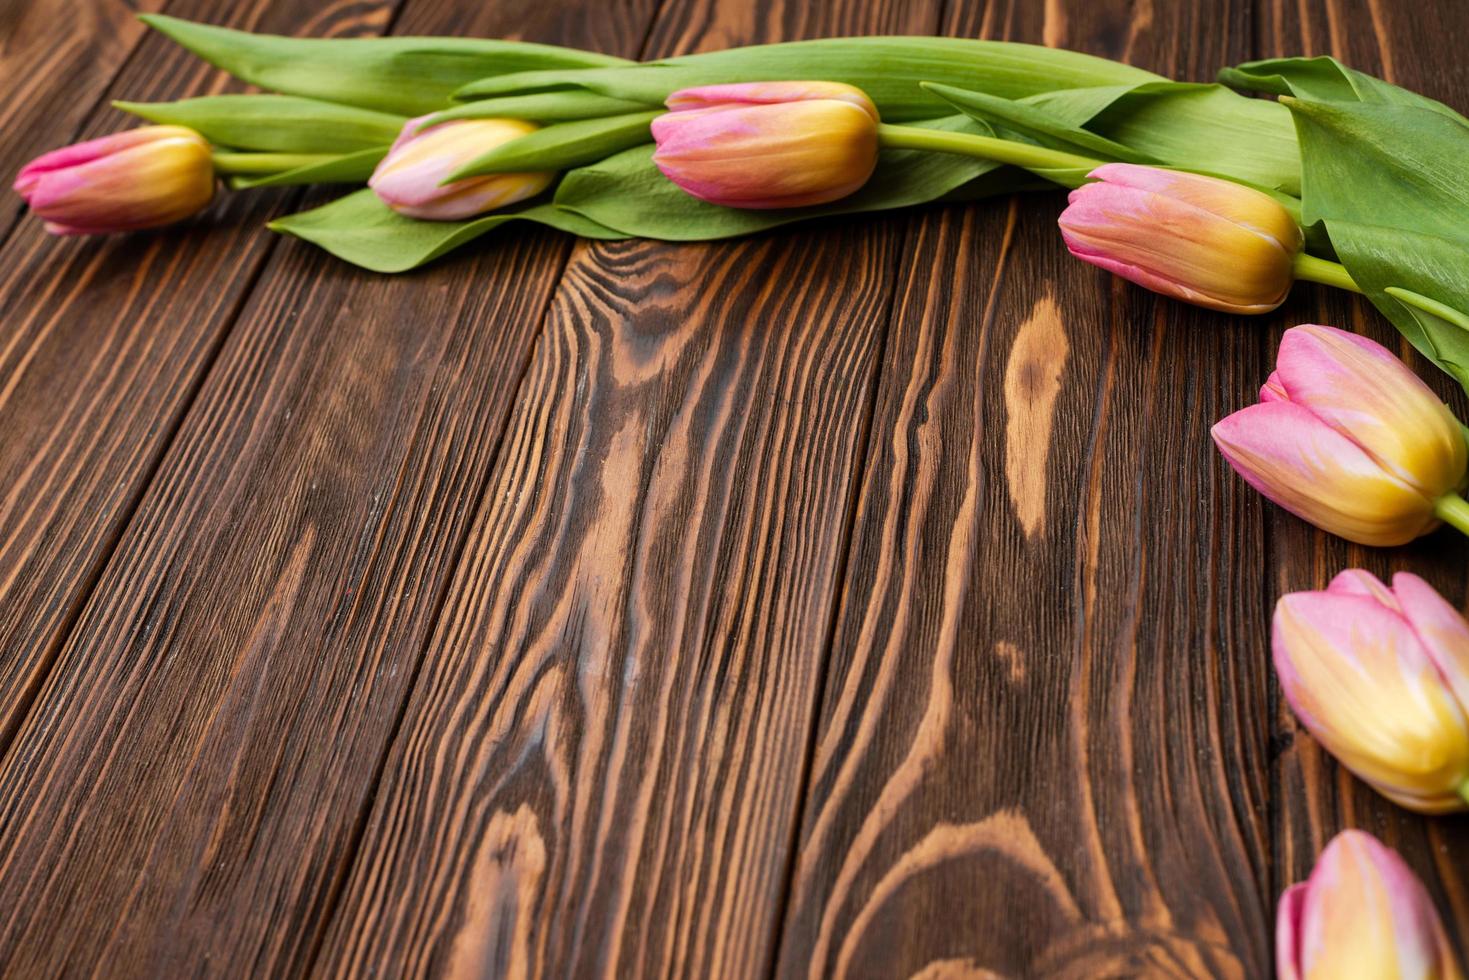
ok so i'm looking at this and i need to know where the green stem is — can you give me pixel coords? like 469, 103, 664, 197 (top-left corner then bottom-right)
877, 123, 1101, 183
1292, 252, 1362, 294
1434, 493, 1469, 537
1460, 781, 1469, 807
210, 152, 338, 176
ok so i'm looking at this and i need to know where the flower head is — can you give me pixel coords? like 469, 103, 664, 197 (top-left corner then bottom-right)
14, 125, 215, 235
651, 81, 880, 209
1212, 324, 1466, 546
1274, 569, 1469, 812
369, 116, 553, 221
1278, 830, 1463, 979
1059, 163, 1302, 313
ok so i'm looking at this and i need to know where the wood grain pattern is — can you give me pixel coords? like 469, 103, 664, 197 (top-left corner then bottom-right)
0, 0, 394, 753
310, 0, 961, 973
772, 3, 1277, 976
0, 0, 656, 976
1260, 0, 1469, 962
3, 0, 1469, 976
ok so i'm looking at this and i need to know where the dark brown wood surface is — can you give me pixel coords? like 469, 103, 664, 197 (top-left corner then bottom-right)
1, 0, 1466, 977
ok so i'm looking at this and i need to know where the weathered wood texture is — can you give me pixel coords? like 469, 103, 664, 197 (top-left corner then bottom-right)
2, 0, 1468, 976
1260, 0, 1469, 964
310, 0, 948, 974
772, 2, 1276, 976
0, 0, 655, 975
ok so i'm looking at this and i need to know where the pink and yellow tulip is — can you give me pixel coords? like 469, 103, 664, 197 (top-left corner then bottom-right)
14, 125, 215, 235
651, 81, 880, 209
369, 116, 553, 221
1278, 830, 1463, 980
1212, 324, 1468, 546
1058, 163, 1303, 314
1274, 569, 1469, 812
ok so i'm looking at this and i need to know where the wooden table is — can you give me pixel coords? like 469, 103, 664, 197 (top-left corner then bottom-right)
3, 0, 1467, 976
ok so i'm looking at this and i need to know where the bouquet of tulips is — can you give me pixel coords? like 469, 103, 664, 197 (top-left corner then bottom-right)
17, 15, 1469, 972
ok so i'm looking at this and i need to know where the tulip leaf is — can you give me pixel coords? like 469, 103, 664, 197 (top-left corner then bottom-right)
1220, 56, 1468, 123
454, 37, 1163, 120
553, 114, 1011, 240
115, 95, 405, 153
427, 92, 657, 124
140, 14, 631, 116
921, 82, 1156, 163
228, 147, 390, 189
448, 111, 660, 179
268, 188, 625, 273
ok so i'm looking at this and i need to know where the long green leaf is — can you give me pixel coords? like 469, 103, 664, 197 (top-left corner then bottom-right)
268, 188, 625, 273
427, 92, 656, 124
116, 95, 405, 153
141, 14, 632, 116
454, 37, 1163, 120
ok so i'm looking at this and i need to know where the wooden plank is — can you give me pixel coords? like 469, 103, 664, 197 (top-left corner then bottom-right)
0, 2, 659, 977
309, 2, 953, 976
0, 0, 393, 752
0, 0, 163, 241
1259, 0, 1469, 959
772, 3, 1278, 977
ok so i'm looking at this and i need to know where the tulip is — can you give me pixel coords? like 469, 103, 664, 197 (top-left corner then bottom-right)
14, 125, 215, 235
651, 81, 880, 209
1274, 569, 1469, 812
1212, 324, 1469, 547
1278, 830, 1463, 979
1058, 163, 1307, 313
369, 116, 553, 220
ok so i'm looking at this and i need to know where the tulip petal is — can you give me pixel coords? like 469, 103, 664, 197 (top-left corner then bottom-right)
1213, 400, 1436, 545
1296, 831, 1466, 980
665, 81, 879, 120
1393, 572, 1469, 715
1273, 325, 1467, 498
1276, 882, 1308, 980
1274, 590, 1469, 807
1087, 163, 1302, 248
1327, 569, 1399, 609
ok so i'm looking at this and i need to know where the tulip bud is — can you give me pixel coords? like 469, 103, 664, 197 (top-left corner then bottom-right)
1058, 163, 1303, 314
651, 81, 880, 209
14, 126, 215, 235
1278, 830, 1464, 980
1212, 324, 1468, 546
1274, 569, 1469, 812
369, 116, 553, 221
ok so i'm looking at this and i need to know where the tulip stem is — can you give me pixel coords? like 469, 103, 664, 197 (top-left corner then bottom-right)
1434, 493, 1469, 537
211, 152, 338, 176
876, 124, 1101, 186
1293, 253, 1363, 294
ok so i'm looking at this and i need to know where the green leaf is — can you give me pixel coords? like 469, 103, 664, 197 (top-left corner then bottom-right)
1220, 56, 1468, 123
268, 188, 625, 273
454, 37, 1163, 120
922, 82, 1156, 163
448, 111, 659, 178
116, 95, 405, 153
229, 147, 389, 189
553, 114, 1011, 240
141, 13, 632, 116
426, 92, 656, 124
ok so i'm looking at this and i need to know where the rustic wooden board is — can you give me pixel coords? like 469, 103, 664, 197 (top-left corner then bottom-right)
3, 0, 1469, 975
0, 0, 394, 754
309, 0, 952, 973
0, 0, 652, 975
771, 2, 1277, 977
1261, 0, 1469, 963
